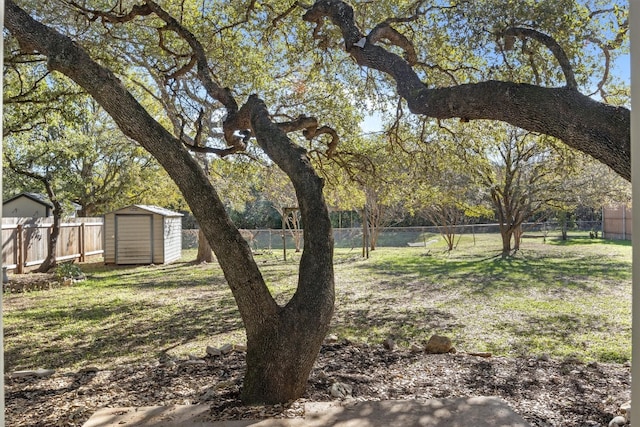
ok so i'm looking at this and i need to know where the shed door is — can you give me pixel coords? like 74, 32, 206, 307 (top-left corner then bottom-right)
116, 214, 153, 264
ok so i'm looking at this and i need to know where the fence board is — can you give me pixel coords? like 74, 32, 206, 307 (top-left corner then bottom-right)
603, 205, 632, 240
1, 217, 104, 272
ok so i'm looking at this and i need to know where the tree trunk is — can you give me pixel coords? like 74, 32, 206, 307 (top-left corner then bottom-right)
242, 308, 330, 403
5, 4, 334, 404
37, 206, 61, 272
196, 229, 214, 263
513, 225, 522, 251
245, 96, 335, 403
500, 227, 512, 258
37, 183, 62, 272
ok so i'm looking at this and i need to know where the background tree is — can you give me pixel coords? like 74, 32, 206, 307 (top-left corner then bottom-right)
467, 126, 574, 256
389, 117, 492, 251
4, 128, 74, 272
410, 168, 489, 252
330, 134, 408, 251
261, 165, 303, 253
544, 153, 632, 239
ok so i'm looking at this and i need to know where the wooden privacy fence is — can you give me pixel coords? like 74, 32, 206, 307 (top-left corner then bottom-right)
602, 205, 632, 240
2, 217, 104, 273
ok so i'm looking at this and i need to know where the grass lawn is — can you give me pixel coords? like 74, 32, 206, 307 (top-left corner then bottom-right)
3, 232, 631, 372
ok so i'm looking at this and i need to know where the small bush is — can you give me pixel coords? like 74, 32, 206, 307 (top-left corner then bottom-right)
54, 263, 83, 281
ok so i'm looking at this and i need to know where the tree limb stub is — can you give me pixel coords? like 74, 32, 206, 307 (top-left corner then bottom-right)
277, 116, 339, 157
369, 23, 418, 66
303, 0, 630, 181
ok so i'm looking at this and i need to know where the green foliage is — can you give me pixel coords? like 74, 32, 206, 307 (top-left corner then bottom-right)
54, 262, 83, 281
3, 96, 184, 215
4, 0, 628, 226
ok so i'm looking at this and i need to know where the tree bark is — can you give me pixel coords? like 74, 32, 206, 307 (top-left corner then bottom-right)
513, 225, 523, 251
196, 229, 214, 263
242, 95, 335, 403
37, 188, 62, 273
303, 1, 630, 181
5, 1, 334, 404
500, 226, 513, 258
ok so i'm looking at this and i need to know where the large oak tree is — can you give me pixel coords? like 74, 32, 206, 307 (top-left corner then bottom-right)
5, 0, 338, 404
5, 0, 629, 405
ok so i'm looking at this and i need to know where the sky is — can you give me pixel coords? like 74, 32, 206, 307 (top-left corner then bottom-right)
614, 54, 631, 83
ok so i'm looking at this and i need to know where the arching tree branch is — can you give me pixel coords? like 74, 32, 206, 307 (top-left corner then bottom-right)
303, 0, 630, 181
501, 27, 577, 90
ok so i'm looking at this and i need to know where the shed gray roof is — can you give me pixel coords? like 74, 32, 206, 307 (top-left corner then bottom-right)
129, 204, 184, 217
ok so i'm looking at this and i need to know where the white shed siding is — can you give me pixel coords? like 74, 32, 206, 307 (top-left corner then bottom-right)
163, 217, 182, 263
116, 215, 153, 264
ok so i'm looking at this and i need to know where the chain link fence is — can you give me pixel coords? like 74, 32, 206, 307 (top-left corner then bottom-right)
183, 220, 603, 250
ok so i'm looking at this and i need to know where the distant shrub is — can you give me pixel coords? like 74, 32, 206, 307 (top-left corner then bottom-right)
54, 263, 83, 281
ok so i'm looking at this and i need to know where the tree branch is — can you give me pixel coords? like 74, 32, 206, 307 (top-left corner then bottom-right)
303, 0, 630, 181
276, 115, 339, 157
4, 0, 280, 321
501, 27, 577, 90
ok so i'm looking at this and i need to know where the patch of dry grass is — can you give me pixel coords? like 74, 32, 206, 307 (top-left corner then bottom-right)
3, 233, 631, 373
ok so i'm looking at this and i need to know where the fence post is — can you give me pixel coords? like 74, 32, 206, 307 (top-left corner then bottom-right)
623, 205, 627, 240
16, 224, 24, 274
80, 222, 86, 262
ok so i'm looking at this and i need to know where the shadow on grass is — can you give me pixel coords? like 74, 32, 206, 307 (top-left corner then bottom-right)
331, 305, 463, 344
491, 311, 628, 362
355, 248, 630, 297
547, 237, 632, 247
5, 289, 242, 370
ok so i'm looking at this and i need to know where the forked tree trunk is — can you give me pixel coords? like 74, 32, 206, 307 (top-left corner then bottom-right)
5, 4, 334, 404
500, 224, 522, 257
241, 98, 335, 402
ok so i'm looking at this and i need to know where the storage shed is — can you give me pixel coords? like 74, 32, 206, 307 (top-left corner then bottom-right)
2, 192, 82, 217
104, 205, 183, 265
2, 192, 53, 218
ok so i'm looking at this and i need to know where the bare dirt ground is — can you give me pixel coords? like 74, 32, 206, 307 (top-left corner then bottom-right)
6, 340, 630, 427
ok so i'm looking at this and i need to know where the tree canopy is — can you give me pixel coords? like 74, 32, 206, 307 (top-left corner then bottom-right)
4, 0, 629, 405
